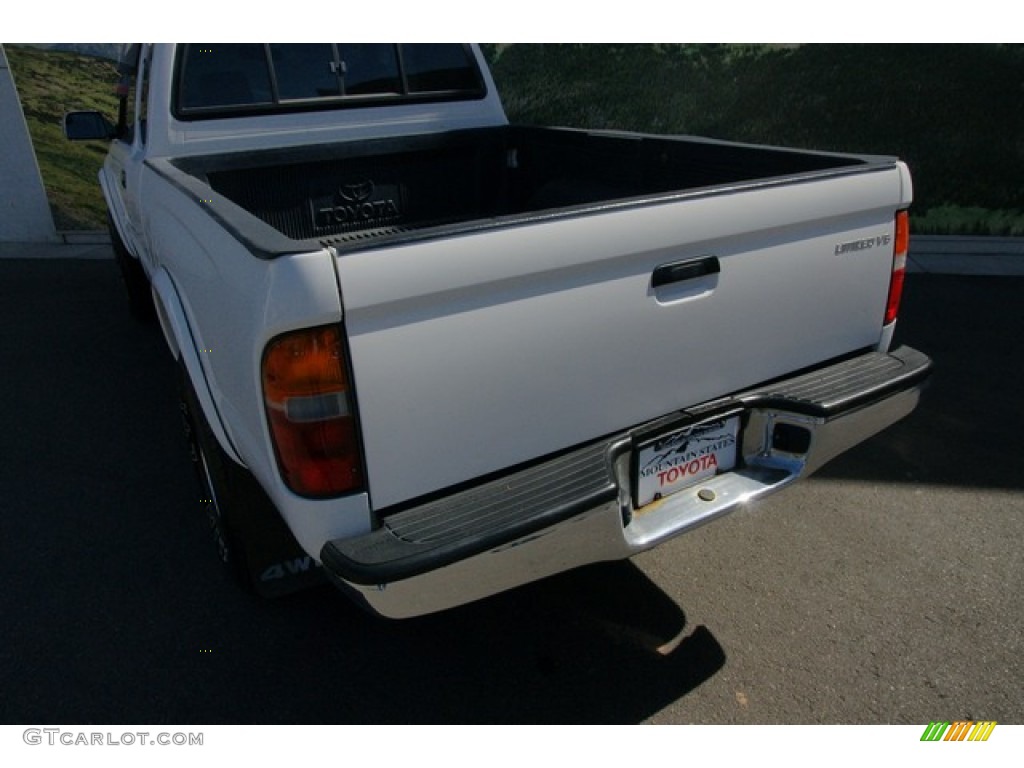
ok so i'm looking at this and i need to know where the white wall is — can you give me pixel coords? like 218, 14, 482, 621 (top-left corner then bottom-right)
0, 44, 58, 242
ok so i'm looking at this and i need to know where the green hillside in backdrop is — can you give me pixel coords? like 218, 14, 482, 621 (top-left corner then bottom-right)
6, 45, 118, 230
6, 43, 1024, 235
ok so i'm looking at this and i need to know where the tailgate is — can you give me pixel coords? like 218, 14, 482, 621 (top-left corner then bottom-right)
335, 165, 909, 509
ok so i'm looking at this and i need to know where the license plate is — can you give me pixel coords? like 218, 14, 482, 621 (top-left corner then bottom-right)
633, 414, 740, 508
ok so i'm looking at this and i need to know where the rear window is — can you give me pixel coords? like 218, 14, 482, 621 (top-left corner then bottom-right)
175, 43, 484, 118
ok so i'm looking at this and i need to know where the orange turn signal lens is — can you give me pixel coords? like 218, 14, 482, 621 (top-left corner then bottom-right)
262, 326, 363, 497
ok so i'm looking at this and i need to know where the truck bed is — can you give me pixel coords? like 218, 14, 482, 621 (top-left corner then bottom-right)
162, 125, 881, 255
153, 123, 908, 511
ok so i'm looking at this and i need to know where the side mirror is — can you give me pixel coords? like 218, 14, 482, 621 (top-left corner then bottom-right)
63, 110, 115, 141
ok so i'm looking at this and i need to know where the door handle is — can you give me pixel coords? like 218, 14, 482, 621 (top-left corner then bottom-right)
652, 256, 720, 288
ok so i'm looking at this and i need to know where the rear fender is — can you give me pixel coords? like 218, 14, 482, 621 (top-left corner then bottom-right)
150, 266, 243, 466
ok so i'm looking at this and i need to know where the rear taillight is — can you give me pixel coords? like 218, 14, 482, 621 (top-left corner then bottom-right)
885, 210, 910, 325
262, 325, 363, 497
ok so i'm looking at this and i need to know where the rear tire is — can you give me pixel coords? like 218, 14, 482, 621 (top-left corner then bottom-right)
109, 213, 155, 323
179, 365, 254, 591
178, 365, 325, 596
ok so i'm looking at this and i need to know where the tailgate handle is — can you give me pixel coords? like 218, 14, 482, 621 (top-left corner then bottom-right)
652, 256, 720, 288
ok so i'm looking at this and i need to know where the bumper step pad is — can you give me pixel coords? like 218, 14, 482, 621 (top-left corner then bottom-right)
739, 346, 931, 417
322, 440, 617, 585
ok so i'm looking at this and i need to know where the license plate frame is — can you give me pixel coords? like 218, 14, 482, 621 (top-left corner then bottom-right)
631, 411, 741, 509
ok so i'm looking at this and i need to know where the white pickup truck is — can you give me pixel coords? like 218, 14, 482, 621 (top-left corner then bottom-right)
65, 43, 931, 618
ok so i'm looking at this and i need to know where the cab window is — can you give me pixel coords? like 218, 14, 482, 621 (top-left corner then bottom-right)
174, 43, 483, 119
137, 46, 152, 145
115, 44, 140, 142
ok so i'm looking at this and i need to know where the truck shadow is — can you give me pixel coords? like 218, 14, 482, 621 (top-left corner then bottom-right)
244, 562, 727, 724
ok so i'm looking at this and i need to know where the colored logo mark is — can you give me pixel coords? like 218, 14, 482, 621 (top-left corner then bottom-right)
920, 721, 997, 742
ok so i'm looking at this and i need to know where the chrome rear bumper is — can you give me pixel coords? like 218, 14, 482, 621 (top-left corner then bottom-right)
322, 346, 931, 618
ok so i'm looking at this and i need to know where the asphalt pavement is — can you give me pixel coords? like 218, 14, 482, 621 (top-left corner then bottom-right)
0, 249, 1021, 724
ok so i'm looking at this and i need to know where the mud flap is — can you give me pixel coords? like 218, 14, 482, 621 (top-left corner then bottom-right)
232, 471, 327, 598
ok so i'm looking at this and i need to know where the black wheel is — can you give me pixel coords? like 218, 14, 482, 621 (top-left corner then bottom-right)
108, 213, 155, 323
178, 365, 325, 597
179, 364, 254, 590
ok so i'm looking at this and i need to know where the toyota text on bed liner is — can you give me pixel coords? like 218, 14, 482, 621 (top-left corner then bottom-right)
64, 44, 932, 618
